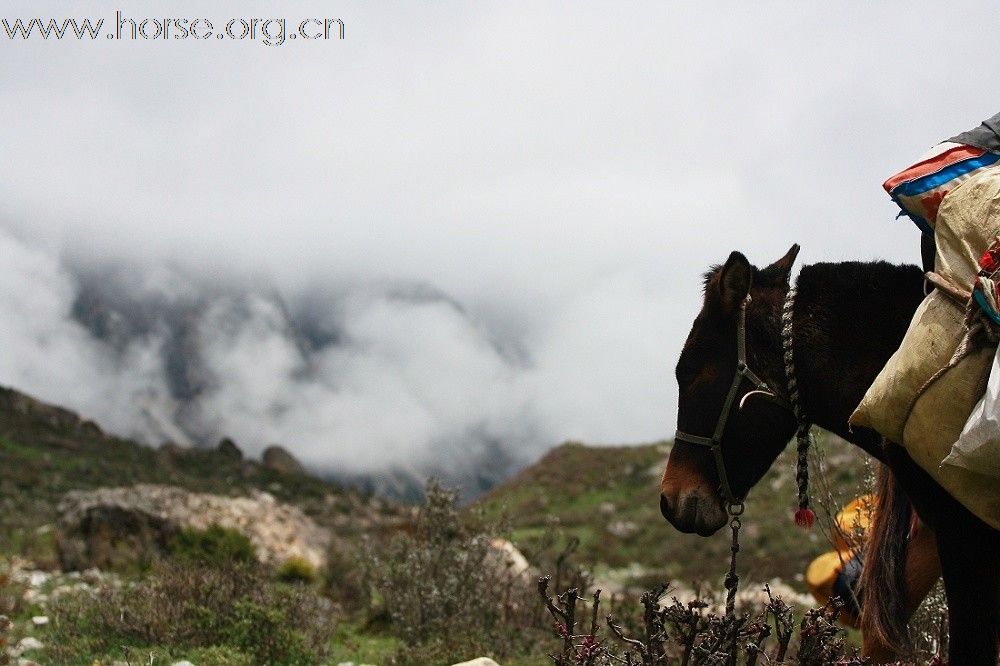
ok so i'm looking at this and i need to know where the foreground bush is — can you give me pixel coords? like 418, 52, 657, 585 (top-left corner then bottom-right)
366, 479, 540, 664
46, 560, 333, 665
539, 577, 865, 665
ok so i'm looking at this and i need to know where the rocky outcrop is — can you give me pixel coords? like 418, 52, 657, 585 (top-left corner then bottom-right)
56, 484, 330, 571
262, 445, 304, 475
216, 437, 243, 460
0, 386, 103, 439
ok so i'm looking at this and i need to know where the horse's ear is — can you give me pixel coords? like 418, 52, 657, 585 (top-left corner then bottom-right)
759, 243, 800, 287
719, 251, 753, 314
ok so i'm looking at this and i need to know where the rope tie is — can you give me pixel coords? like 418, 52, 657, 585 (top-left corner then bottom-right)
782, 286, 815, 529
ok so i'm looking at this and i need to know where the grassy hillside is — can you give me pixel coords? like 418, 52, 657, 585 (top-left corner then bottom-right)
0, 382, 868, 591
0, 385, 885, 664
0, 385, 402, 564
475, 436, 868, 593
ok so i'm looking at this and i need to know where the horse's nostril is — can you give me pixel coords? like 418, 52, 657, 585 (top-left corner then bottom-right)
660, 494, 673, 521
679, 493, 700, 525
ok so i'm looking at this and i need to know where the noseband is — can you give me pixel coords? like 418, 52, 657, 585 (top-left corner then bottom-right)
673, 292, 791, 512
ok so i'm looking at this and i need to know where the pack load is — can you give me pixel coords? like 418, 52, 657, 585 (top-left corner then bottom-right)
851, 113, 1000, 530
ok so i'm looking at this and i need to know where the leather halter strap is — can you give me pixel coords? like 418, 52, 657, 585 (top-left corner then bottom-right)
674, 293, 790, 510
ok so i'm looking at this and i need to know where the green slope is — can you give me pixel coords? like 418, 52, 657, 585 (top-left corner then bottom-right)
475, 436, 868, 591
0, 385, 401, 563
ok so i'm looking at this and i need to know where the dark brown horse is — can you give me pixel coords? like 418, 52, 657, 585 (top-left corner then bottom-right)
660, 245, 999, 664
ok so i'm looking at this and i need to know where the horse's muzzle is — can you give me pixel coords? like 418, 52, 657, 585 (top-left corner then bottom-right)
659, 490, 727, 537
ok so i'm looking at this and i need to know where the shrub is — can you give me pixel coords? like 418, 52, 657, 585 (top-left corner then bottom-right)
324, 540, 369, 612
277, 555, 318, 584
166, 524, 256, 566
46, 560, 334, 665
366, 479, 539, 663
538, 577, 869, 665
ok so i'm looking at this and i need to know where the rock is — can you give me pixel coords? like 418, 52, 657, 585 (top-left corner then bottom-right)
606, 520, 640, 539
171, 661, 196, 666
27, 571, 49, 587
262, 445, 304, 475
56, 484, 330, 571
30, 615, 48, 626
13, 636, 44, 656
451, 659, 501, 666
217, 437, 243, 460
487, 539, 530, 581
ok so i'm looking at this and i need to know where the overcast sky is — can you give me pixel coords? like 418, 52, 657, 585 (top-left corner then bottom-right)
0, 2, 997, 475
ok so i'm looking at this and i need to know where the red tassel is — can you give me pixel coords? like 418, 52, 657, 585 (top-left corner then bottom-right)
794, 507, 816, 529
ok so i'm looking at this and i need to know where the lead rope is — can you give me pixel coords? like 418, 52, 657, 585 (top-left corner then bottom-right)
718, 286, 809, 619
782, 286, 816, 529
724, 504, 743, 617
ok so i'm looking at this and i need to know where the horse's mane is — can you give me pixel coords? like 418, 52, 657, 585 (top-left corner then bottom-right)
796, 260, 924, 324
704, 259, 923, 301
797, 260, 922, 296
798, 260, 924, 654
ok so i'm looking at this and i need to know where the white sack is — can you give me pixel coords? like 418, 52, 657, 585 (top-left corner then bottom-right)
943, 345, 1000, 480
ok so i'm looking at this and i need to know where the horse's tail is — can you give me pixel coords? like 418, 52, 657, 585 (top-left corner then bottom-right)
860, 463, 913, 654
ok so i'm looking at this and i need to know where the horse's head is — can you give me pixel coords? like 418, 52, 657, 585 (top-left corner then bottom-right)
660, 245, 801, 536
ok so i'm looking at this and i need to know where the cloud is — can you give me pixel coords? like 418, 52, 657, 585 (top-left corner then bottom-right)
0, 230, 547, 488
1, 2, 997, 489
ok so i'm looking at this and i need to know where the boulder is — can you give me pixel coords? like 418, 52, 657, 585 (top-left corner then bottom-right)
56, 484, 330, 571
216, 437, 243, 460
262, 445, 304, 475
451, 659, 501, 666
487, 538, 531, 582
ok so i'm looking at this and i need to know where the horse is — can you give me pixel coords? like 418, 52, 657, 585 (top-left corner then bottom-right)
659, 245, 999, 664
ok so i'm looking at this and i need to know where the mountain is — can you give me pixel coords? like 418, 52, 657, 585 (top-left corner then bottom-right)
48, 263, 539, 499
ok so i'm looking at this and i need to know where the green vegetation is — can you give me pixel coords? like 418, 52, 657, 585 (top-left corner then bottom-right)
2, 386, 947, 664
44, 561, 334, 665
327, 623, 400, 664
365, 480, 538, 664
277, 555, 319, 584
475, 436, 865, 587
167, 525, 257, 567
0, 387, 402, 567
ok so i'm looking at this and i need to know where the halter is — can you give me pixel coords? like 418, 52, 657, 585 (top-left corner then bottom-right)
673, 292, 790, 511
672, 282, 813, 617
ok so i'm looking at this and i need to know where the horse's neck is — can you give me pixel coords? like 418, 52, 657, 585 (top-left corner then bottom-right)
791, 262, 925, 460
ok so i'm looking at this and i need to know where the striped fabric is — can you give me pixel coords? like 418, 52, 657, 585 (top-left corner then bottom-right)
884, 141, 1000, 235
